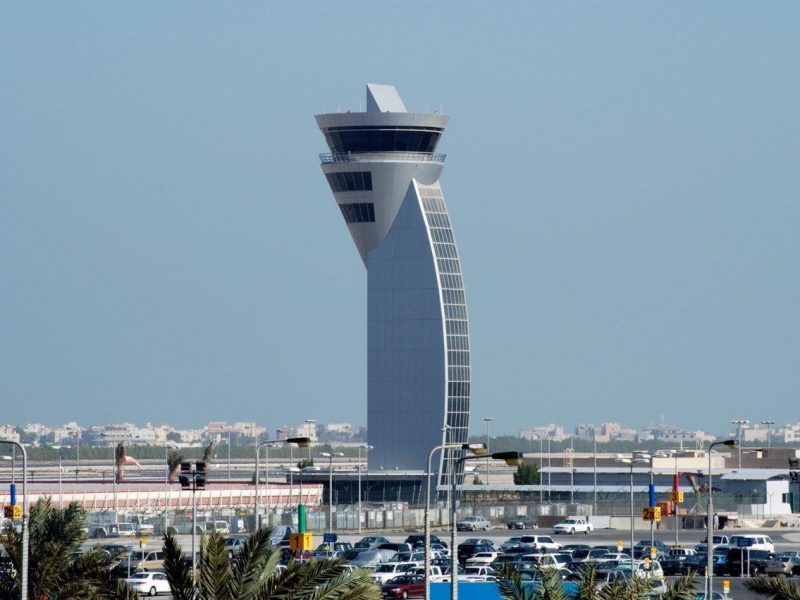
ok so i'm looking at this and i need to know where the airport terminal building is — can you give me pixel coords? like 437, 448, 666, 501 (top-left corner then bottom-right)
316, 84, 470, 487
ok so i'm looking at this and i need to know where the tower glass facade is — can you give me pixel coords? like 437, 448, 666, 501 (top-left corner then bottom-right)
316, 84, 470, 488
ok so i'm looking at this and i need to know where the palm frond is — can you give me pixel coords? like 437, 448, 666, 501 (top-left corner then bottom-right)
662, 572, 699, 600
162, 532, 195, 600
198, 532, 232, 600
229, 527, 280, 600
574, 564, 598, 600
537, 567, 568, 600
744, 575, 800, 600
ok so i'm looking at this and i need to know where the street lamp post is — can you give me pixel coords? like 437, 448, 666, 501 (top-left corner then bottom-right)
449, 450, 523, 600
483, 417, 494, 485
706, 439, 737, 598
254, 437, 310, 529
547, 435, 552, 500
538, 436, 544, 503
320, 452, 344, 532
424, 441, 463, 600
616, 454, 650, 575
52, 445, 69, 508
227, 431, 232, 481
2, 440, 29, 600
761, 420, 775, 449
731, 420, 748, 468
75, 433, 80, 481
357, 444, 372, 534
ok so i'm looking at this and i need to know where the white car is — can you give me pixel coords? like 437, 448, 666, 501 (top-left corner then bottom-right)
125, 572, 171, 596
629, 559, 664, 580
728, 535, 775, 553
463, 565, 495, 578
519, 535, 561, 552
553, 518, 593, 535
457, 516, 491, 531
465, 552, 499, 566
371, 562, 416, 585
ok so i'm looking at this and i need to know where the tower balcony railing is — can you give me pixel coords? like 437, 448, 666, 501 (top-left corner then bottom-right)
320, 151, 446, 164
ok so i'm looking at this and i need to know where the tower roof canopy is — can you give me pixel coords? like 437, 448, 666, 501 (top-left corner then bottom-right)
367, 83, 407, 113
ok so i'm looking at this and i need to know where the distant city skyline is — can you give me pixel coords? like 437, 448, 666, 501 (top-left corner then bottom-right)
2, 3, 798, 434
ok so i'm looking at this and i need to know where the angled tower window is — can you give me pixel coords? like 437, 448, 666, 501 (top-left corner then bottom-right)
339, 202, 375, 223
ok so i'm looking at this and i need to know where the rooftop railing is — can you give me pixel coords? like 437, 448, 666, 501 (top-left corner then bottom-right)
320, 151, 446, 164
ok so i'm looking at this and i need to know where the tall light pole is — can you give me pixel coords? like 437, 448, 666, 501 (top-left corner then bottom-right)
52, 445, 69, 508
424, 441, 464, 600
706, 439, 737, 598
449, 450, 523, 600
538, 436, 544, 503
731, 420, 748, 468
483, 417, 494, 485
255, 437, 310, 529
616, 453, 650, 575
75, 432, 81, 481
227, 430, 232, 480
357, 444, 372, 534
1, 440, 28, 600
547, 434, 552, 501
761, 420, 775, 449
320, 452, 344, 532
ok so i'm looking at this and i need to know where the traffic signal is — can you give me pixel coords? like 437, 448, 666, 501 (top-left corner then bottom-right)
179, 461, 192, 489
195, 461, 207, 489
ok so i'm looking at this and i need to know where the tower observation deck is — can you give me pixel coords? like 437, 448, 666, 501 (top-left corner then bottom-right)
316, 84, 470, 488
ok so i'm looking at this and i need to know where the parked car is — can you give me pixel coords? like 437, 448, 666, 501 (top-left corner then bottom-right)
561, 544, 592, 555
633, 540, 671, 558
91, 522, 137, 539
457, 542, 495, 564
668, 548, 697, 557
224, 536, 248, 558
348, 548, 396, 568
465, 552, 499, 566
404, 534, 447, 549
371, 562, 417, 585
553, 518, 593, 535
125, 572, 170, 596
354, 535, 389, 549
112, 550, 165, 577
457, 516, 491, 531
463, 537, 495, 547
506, 517, 537, 530
528, 553, 571, 570
381, 574, 424, 598
463, 565, 495, 578
662, 555, 696, 576
379, 543, 413, 554
767, 551, 800, 577
728, 535, 775, 553
696, 535, 731, 552
724, 548, 774, 576
569, 548, 611, 567
520, 535, 561, 552
500, 537, 523, 552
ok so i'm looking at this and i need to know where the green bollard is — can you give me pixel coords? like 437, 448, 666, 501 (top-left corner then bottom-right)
298, 504, 307, 534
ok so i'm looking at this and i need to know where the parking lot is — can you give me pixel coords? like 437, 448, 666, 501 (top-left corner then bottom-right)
82, 525, 800, 598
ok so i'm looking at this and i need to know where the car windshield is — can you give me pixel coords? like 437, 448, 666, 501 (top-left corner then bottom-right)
375, 565, 396, 573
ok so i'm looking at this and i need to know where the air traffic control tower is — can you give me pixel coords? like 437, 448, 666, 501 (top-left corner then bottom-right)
316, 84, 471, 488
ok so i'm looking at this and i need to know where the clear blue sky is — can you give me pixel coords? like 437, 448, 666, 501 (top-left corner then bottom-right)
2, 2, 798, 434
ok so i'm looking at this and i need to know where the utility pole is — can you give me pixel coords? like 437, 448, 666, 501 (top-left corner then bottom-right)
178, 460, 208, 580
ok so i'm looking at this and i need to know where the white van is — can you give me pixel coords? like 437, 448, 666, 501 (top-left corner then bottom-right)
729, 535, 774, 553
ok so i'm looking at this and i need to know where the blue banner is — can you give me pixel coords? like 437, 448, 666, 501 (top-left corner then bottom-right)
648, 483, 656, 507
9, 483, 16, 507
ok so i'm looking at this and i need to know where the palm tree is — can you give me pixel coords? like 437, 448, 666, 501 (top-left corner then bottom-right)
162, 526, 381, 600
745, 575, 800, 600
168, 449, 185, 483
498, 563, 698, 600
0, 497, 138, 600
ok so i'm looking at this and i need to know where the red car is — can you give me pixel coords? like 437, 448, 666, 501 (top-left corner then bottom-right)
381, 574, 424, 599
